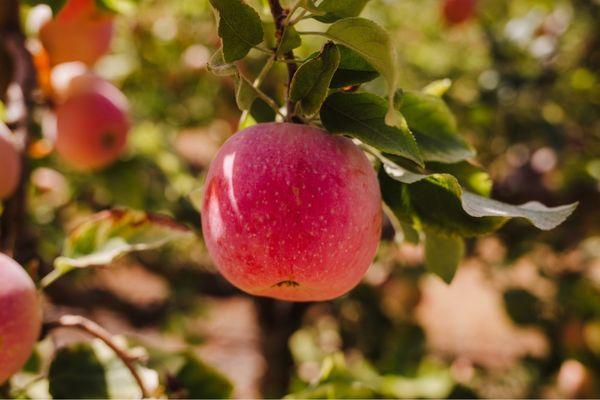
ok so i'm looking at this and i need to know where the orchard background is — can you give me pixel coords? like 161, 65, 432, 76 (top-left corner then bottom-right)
0, 0, 599, 398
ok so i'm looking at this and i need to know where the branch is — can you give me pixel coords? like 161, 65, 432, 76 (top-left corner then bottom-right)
44, 315, 151, 399
0, 0, 37, 259
267, 0, 299, 122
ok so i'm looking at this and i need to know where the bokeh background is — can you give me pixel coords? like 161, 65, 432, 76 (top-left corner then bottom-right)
12, 0, 600, 398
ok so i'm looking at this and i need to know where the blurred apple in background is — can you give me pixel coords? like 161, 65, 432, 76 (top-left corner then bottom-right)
40, 0, 114, 66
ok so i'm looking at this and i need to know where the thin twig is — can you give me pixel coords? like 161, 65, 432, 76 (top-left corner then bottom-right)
267, 0, 299, 122
44, 315, 150, 399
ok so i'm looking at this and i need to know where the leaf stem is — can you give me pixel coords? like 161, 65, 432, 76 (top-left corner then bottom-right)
40, 267, 68, 289
252, 45, 274, 55
44, 315, 151, 399
238, 56, 281, 125
296, 30, 327, 36
288, 11, 311, 25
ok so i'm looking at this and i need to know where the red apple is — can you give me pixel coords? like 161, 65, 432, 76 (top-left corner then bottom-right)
0, 253, 42, 384
54, 80, 130, 170
39, 0, 114, 66
442, 0, 476, 25
201, 123, 382, 301
0, 125, 21, 200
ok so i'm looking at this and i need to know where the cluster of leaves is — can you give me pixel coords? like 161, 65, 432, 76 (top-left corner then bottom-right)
207, 0, 576, 282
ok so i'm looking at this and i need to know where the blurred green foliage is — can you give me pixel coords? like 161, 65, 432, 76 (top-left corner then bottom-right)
4, 0, 599, 398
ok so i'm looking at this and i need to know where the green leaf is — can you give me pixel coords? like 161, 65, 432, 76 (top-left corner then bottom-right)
427, 161, 492, 196
330, 46, 379, 88
94, 0, 135, 14
379, 164, 577, 235
379, 358, 454, 399
315, 0, 371, 23
175, 353, 234, 399
207, 48, 237, 77
422, 78, 452, 97
235, 75, 259, 111
277, 26, 302, 56
424, 231, 464, 283
321, 92, 423, 166
318, 18, 399, 125
44, 209, 193, 286
379, 169, 506, 237
285, 353, 376, 399
209, 0, 264, 63
49, 340, 158, 400
460, 192, 578, 231
290, 42, 340, 116
397, 90, 475, 163
250, 97, 277, 123
297, 0, 325, 15
48, 344, 109, 399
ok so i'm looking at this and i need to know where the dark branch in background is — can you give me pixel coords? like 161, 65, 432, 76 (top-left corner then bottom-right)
267, 0, 299, 122
44, 315, 151, 399
0, 0, 37, 260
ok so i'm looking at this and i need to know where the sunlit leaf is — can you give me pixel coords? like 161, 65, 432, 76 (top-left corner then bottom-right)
314, 0, 371, 23
427, 161, 492, 196
42, 209, 193, 287
397, 90, 475, 163
321, 92, 423, 166
208, 0, 264, 63
422, 79, 452, 97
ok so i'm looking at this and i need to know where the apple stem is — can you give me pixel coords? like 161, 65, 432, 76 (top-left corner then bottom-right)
267, 0, 299, 123
44, 315, 151, 399
0, 0, 37, 259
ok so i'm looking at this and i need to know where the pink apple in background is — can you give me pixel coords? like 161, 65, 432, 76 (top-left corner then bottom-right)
0, 253, 42, 384
0, 124, 21, 200
39, 0, 114, 66
50, 61, 105, 103
442, 0, 477, 25
201, 123, 382, 302
55, 80, 130, 171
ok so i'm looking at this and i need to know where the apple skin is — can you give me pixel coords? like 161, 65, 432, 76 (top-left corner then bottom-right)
0, 125, 21, 200
0, 253, 42, 384
39, 0, 114, 66
55, 81, 130, 171
201, 123, 382, 301
442, 0, 476, 25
